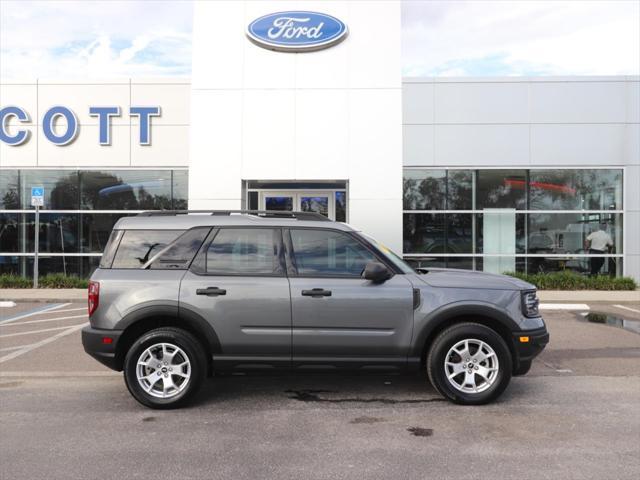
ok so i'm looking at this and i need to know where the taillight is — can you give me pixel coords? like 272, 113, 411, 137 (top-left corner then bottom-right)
88, 281, 100, 316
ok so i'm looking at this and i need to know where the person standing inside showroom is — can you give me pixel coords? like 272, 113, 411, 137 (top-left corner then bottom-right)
584, 224, 614, 275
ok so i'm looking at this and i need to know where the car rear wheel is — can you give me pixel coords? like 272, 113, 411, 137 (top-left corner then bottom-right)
427, 322, 512, 405
124, 327, 207, 409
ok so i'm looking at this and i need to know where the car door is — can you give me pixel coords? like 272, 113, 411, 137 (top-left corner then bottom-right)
179, 227, 292, 369
285, 228, 415, 367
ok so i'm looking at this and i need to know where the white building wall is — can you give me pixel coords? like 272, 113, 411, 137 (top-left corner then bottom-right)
0, 79, 190, 168
189, 0, 403, 251
403, 76, 640, 281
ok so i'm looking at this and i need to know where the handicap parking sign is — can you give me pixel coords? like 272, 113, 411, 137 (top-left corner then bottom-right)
31, 186, 44, 207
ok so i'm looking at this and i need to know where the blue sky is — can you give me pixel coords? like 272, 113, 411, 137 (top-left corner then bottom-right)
0, 0, 638, 79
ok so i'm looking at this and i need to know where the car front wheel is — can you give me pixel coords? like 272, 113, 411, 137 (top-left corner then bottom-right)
427, 322, 512, 405
123, 327, 207, 409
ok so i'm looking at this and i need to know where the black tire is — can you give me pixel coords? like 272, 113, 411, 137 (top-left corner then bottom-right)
513, 360, 532, 376
124, 327, 207, 409
426, 322, 512, 405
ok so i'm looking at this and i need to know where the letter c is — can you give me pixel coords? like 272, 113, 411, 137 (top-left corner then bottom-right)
0, 106, 30, 146
43, 106, 79, 145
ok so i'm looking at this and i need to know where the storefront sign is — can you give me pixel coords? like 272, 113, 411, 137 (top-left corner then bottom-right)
246, 11, 348, 52
0, 105, 160, 146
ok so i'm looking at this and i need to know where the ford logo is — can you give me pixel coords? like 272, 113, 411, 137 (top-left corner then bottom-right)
246, 11, 348, 52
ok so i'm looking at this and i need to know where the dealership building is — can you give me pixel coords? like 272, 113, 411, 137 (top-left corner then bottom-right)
1, 1, 639, 281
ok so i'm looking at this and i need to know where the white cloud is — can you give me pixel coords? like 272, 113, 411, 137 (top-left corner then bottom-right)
402, 0, 640, 76
0, 0, 193, 79
1, 0, 638, 79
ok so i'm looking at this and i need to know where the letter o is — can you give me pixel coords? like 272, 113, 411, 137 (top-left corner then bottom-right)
42, 106, 78, 145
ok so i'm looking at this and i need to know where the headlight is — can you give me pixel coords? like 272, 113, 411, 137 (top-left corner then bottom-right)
521, 290, 540, 317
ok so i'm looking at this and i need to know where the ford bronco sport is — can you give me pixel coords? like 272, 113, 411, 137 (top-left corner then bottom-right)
82, 210, 548, 409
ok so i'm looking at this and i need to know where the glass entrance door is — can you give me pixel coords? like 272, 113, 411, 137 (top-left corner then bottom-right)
260, 191, 335, 219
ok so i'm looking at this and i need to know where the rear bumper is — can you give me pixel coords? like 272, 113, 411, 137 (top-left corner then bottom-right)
81, 326, 123, 371
512, 325, 549, 366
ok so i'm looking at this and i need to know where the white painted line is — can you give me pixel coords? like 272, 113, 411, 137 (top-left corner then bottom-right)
0, 303, 70, 325
28, 306, 86, 315
0, 323, 88, 364
0, 323, 87, 339
539, 303, 590, 311
0, 301, 17, 308
0, 314, 88, 327
613, 304, 640, 314
0, 344, 32, 352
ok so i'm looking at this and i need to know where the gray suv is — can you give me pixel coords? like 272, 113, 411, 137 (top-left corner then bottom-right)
82, 210, 548, 409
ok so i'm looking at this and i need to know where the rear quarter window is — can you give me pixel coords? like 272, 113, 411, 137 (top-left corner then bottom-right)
99, 230, 124, 268
111, 230, 184, 269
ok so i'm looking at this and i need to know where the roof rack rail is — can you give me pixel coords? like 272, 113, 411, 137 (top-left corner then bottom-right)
137, 209, 331, 221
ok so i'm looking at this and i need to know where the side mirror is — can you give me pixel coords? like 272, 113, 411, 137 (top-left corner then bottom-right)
362, 261, 392, 283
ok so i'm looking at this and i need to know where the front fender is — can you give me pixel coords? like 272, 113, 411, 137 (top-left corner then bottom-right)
410, 299, 520, 358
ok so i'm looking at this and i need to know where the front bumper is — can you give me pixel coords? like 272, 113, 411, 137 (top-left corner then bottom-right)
512, 324, 549, 366
81, 326, 123, 371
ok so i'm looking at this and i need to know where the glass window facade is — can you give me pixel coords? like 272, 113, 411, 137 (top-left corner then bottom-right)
403, 168, 624, 277
0, 169, 188, 278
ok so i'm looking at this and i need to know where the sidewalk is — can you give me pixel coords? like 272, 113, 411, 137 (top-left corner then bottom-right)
0, 289, 86, 302
538, 290, 640, 303
1, 288, 638, 303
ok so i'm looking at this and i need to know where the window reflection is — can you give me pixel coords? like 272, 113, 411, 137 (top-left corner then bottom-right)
403, 170, 446, 210
0, 213, 19, 252
476, 170, 527, 210
528, 213, 621, 255
402, 168, 624, 277
403, 214, 473, 254
529, 169, 622, 210
80, 171, 173, 210
335, 192, 346, 222
0, 171, 20, 209
447, 170, 473, 210
21, 171, 79, 210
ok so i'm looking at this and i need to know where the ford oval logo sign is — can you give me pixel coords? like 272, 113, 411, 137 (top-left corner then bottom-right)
246, 11, 348, 52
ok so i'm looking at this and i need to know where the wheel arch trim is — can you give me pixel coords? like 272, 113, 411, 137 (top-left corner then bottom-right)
411, 302, 519, 358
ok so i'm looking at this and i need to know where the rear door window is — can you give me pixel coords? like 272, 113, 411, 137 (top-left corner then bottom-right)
111, 230, 184, 269
205, 228, 283, 276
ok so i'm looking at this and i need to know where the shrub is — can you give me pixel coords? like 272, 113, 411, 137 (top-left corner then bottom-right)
0, 274, 32, 289
38, 274, 89, 289
505, 271, 637, 291
0, 273, 88, 289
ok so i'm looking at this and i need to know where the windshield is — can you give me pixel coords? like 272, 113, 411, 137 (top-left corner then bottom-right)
357, 233, 414, 274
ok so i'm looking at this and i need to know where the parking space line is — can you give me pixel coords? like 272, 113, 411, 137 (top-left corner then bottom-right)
613, 304, 640, 314
0, 323, 88, 364
0, 303, 70, 325
0, 344, 32, 352
28, 306, 86, 315
0, 314, 88, 327
0, 323, 88, 339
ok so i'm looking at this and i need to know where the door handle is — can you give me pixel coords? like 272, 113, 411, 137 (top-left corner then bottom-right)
196, 287, 227, 296
301, 288, 332, 297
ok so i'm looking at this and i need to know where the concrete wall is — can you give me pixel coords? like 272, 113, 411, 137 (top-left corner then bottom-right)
0, 79, 190, 168
188, 0, 403, 251
403, 76, 640, 280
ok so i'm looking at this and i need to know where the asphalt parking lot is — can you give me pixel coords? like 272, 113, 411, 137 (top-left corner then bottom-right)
1, 300, 640, 480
